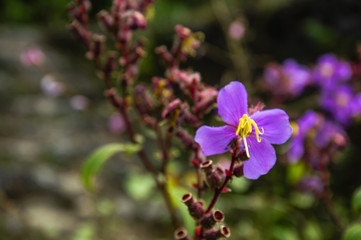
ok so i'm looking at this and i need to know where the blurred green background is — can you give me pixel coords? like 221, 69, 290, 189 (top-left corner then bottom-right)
1, 0, 361, 239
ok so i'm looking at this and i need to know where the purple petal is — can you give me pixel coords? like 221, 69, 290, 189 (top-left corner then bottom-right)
195, 125, 237, 156
251, 109, 292, 145
288, 135, 304, 162
336, 60, 352, 82
217, 81, 248, 126
243, 136, 276, 180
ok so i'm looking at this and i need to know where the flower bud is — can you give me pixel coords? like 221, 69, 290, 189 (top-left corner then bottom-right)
200, 210, 224, 229
162, 99, 181, 118
117, 29, 132, 44
69, 20, 91, 48
175, 24, 191, 39
232, 163, 244, 177
127, 11, 147, 30
134, 83, 153, 115
193, 96, 217, 116
97, 10, 114, 31
203, 225, 231, 240
103, 52, 117, 77
92, 34, 105, 59
155, 46, 173, 65
182, 193, 204, 219
175, 128, 196, 149
183, 110, 201, 128
201, 160, 223, 188
174, 228, 190, 240
200, 160, 213, 175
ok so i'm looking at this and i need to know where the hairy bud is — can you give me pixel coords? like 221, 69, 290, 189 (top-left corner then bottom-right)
182, 193, 204, 219
203, 225, 231, 240
200, 210, 224, 229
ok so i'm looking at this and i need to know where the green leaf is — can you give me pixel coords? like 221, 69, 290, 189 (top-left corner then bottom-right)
352, 187, 361, 213
82, 143, 140, 191
343, 224, 361, 240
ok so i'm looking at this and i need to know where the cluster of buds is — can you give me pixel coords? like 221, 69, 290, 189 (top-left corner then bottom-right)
68, 0, 150, 94
180, 193, 230, 240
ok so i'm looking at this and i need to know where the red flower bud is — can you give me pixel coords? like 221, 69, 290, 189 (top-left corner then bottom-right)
174, 228, 190, 240
182, 193, 204, 219
200, 210, 224, 229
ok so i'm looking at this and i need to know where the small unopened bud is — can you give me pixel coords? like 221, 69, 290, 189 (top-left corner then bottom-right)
175, 24, 191, 39
232, 163, 244, 177
183, 111, 201, 128
207, 169, 222, 188
103, 52, 117, 76
203, 225, 231, 240
162, 99, 181, 118
238, 150, 249, 161
174, 228, 190, 240
201, 161, 223, 188
155, 45, 173, 65
93, 34, 105, 59
69, 20, 91, 48
134, 83, 153, 115
200, 160, 213, 175
127, 11, 147, 30
193, 96, 217, 116
97, 10, 114, 31
117, 29, 132, 44
200, 210, 224, 229
175, 128, 196, 149
182, 193, 204, 219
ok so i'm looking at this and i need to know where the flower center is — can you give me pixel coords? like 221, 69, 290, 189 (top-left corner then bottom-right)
236, 114, 264, 158
320, 63, 334, 78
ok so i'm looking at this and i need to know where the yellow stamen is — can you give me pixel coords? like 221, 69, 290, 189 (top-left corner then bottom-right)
236, 114, 264, 158
290, 122, 299, 136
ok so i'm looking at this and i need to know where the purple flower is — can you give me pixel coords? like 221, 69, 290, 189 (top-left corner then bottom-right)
299, 175, 324, 197
351, 93, 361, 118
264, 59, 311, 97
315, 120, 347, 148
320, 85, 354, 125
288, 111, 320, 162
194, 81, 292, 179
313, 54, 351, 89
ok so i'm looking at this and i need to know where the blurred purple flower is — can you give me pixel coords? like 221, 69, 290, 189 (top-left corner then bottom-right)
264, 59, 311, 97
288, 111, 319, 162
315, 120, 347, 148
313, 53, 351, 89
320, 85, 354, 125
299, 175, 324, 197
288, 111, 347, 163
351, 93, 361, 118
195, 81, 292, 179
228, 21, 245, 40
40, 74, 66, 97
108, 112, 125, 134
70, 95, 89, 110
20, 47, 45, 67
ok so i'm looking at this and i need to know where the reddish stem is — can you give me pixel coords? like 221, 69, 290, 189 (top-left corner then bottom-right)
205, 156, 236, 213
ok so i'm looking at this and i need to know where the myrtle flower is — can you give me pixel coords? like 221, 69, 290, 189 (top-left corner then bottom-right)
195, 81, 292, 179
288, 111, 347, 163
288, 111, 319, 162
264, 59, 311, 97
313, 53, 351, 89
351, 93, 361, 118
320, 85, 354, 125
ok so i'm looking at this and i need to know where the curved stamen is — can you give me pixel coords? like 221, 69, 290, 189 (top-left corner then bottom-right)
236, 114, 264, 157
